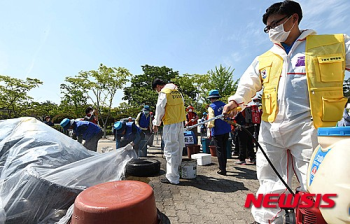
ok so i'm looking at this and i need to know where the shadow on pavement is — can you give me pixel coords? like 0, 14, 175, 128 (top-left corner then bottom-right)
125, 169, 166, 181
179, 174, 248, 192
231, 166, 258, 180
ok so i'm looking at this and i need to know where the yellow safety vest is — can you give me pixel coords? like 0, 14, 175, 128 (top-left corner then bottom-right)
258, 34, 347, 128
161, 87, 186, 125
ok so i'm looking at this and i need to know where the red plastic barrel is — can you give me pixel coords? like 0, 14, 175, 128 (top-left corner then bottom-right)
71, 180, 158, 224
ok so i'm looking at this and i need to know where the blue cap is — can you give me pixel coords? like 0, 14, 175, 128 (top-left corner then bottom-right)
114, 121, 123, 130
203, 112, 207, 115
143, 105, 150, 111
207, 89, 221, 99
60, 118, 71, 129
318, 127, 350, 136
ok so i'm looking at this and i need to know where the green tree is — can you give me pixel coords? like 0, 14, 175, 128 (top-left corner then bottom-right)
27, 100, 60, 121
0, 75, 42, 118
189, 65, 238, 115
114, 102, 141, 120
60, 78, 88, 117
207, 64, 238, 100
123, 65, 180, 110
64, 64, 131, 137
193, 73, 212, 105
171, 73, 198, 106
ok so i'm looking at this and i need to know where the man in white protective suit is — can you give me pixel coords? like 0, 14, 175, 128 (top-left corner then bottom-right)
152, 78, 186, 185
223, 1, 350, 223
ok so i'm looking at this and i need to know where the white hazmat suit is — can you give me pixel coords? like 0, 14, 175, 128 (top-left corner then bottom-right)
153, 83, 185, 185
228, 30, 350, 224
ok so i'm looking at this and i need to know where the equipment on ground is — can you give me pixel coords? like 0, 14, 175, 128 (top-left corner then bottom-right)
125, 159, 160, 177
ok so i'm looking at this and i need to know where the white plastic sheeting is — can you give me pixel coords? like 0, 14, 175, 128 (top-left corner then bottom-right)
0, 117, 137, 224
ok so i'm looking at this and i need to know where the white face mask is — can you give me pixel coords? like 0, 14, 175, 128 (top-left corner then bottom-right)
269, 16, 294, 43
188, 109, 193, 112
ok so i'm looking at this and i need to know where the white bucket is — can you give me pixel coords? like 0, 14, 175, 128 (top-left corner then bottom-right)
179, 159, 197, 179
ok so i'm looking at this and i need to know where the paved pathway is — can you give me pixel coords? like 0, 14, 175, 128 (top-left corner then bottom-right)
98, 136, 298, 224
147, 148, 259, 224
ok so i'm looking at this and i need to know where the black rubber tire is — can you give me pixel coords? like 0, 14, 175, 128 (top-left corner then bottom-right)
126, 158, 161, 177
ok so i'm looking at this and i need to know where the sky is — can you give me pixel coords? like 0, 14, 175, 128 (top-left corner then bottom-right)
1, 0, 350, 107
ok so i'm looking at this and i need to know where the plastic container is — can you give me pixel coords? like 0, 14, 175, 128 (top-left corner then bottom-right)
191, 153, 211, 165
179, 159, 197, 179
71, 180, 158, 224
306, 127, 350, 224
184, 131, 197, 145
209, 146, 217, 157
187, 144, 200, 159
201, 137, 210, 153
316, 127, 350, 149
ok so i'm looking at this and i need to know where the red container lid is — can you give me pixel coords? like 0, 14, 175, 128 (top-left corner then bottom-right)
71, 180, 157, 224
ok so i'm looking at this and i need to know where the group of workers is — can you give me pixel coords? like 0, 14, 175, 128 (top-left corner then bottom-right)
57, 0, 350, 223
59, 105, 155, 153
184, 93, 263, 172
